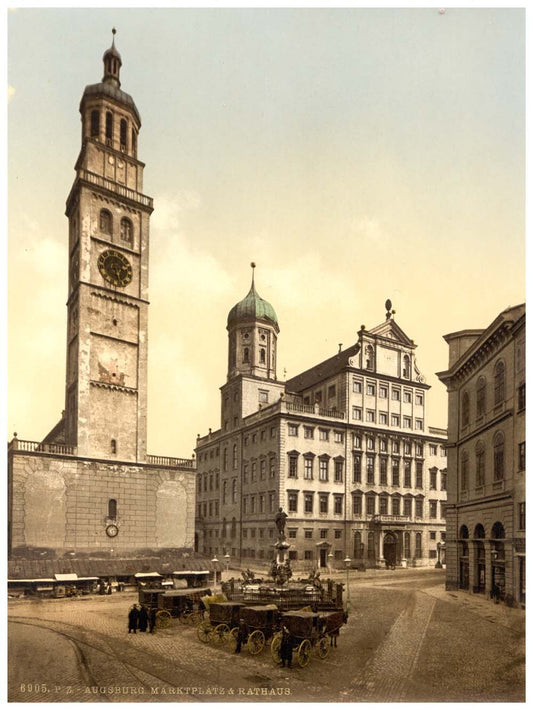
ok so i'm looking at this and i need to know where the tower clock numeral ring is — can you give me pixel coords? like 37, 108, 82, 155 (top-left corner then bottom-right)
98, 249, 133, 288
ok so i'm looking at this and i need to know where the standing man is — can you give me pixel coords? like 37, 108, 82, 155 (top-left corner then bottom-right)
128, 604, 139, 634
234, 619, 248, 654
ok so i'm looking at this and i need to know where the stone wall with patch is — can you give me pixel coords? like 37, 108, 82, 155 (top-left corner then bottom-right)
8, 449, 196, 555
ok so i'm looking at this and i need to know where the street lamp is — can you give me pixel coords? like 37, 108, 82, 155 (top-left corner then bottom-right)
224, 553, 230, 575
327, 552, 333, 574
211, 556, 219, 593
344, 556, 352, 614
435, 542, 443, 569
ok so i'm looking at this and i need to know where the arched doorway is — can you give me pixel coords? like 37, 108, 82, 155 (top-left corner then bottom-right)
473, 524, 485, 594
459, 525, 469, 590
490, 521, 506, 600
383, 532, 398, 566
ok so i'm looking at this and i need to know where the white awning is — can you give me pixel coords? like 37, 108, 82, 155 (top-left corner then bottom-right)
172, 570, 210, 575
54, 573, 78, 581
134, 572, 162, 578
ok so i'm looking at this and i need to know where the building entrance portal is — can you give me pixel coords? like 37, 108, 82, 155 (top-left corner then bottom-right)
383, 532, 398, 566
319, 547, 327, 568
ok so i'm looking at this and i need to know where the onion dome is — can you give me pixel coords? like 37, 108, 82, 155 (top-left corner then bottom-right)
227, 264, 279, 332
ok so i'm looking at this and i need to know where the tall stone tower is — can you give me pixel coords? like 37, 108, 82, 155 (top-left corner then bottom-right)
63, 32, 153, 462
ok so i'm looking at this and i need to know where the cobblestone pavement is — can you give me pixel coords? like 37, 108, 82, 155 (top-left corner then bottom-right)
8, 569, 525, 703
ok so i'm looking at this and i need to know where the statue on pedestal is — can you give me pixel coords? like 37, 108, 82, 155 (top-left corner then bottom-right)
275, 507, 288, 542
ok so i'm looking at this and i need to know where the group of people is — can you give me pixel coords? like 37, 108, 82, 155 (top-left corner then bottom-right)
128, 603, 157, 634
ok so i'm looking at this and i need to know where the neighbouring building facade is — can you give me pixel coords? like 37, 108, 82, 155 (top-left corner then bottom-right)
195, 278, 448, 570
437, 304, 525, 607
8, 38, 196, 561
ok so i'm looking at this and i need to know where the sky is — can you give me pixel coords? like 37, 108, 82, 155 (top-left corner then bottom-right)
7, 7, 525, 460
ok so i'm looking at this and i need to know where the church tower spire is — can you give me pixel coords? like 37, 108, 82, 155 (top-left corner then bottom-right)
63, 36, 153, 462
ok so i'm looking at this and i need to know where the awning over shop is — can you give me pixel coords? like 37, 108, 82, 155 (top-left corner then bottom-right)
172, 570, 210, 575
54, 573, 78, 581
134, 572, 162, 578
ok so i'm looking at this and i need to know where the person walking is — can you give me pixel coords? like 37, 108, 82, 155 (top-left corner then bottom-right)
138, 605, 148, 632
234, 619, 248, 654
128, 604, 139, 634
148, 606, 157, 633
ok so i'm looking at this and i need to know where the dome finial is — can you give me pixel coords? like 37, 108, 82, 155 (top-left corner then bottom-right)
112, 27, 117, 46
250, 261, 256, 289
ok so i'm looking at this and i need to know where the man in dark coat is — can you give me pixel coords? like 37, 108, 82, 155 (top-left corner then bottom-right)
138, 605, 149, 632
148, 606, 157, 633
280, 626, 293, 668
234, 619, 248, 654
128, 604, 139, 633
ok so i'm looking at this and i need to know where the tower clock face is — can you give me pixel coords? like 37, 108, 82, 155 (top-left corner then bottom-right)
98, 249, 133, 288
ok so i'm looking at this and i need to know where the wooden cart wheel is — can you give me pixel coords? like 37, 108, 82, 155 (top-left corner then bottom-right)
227, 627, 239, 652
247, 629, 265, 655
212, 623, 229, 644
270, 632, 282, 664
316, 635, 330, 659
197, 621, 212, 643
179, 611, 190, 625
156, 610, 172, 629
297, 639, 312, 667
188, 611, 202, 626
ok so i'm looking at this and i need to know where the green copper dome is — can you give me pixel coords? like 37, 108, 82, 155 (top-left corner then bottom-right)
227, 281, 279, 331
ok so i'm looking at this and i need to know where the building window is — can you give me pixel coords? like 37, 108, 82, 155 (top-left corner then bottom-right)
367, 409, 376, 423
251, 461, 257, 481
304, 426, 314, 439
460, 452, 469, 491
476, 376, 487, 416
403, 460, 411, 487
379, 496, 388, 515
379, 438, 387, 453
391, 414, 400, 427
518, 383, 525, 411
131, 129, 137, 156
415, 420, 423, 430
353, 494, 362, 516
403, 417, 412, 429
461, 391, 470, 427
475, 443, 485, 486
90, 110, 100, 137
315, 391, 323, 404
334, 495, 343, 514
105, 110, 113, 143
319, 458, 329, 482
494, 361, 505, 406
440, 470, 447, 490
353, 433, 362, 448
319, 429, 329, 441
269, 457, 276, 478
403, 355, 411, 379
518, 502, 525, 530
404, 442, 411, 456
415, 443, 423, 456
404, 532, 411, 558
304, 550, 313, 560
328, 384, 336, 398
379, 412, 388, 425
366, 495, 375, 515
415, 393, 424, 406
366, 456, 375, 484
367, 383, 376, 396
319, 495, 328, 514
288, 423, 298, 436
232, 444, 238, 469
100, 209, 112, 235
518, 442, 525, 471
334, 459, 344, 483
353, 407, 362, 421
429, 444, 437, 456
120, 118, 127, 150
493, 432, 504, 481
367, 436, 375, 451
334, 431, 344, 443
304, 457, 314, 480
392, 497, 400, 516
391, 459, 399, 486
429, 500, 437, 518
429, 469, 437, 489
353, 455, 361, 483
379, 385, 388, 398
288, 528, 297, 539
415, 461, 423, 488
260, 348, 266, 364
108, 498, 117, 518
335, 528, 342, 539
392, 440, 400, 454
260, 459, 266, 480
415, 498, 423, 517
353, 379, 362, 393
304, 529, 313, 539
404, 390, 412, 403
415, 533, 422, 558
259, 390, 269, 404
404, 498, 412, 517
304, 493, 314, 513
392, 389, 400, 401
380, 457, 388, 485
365, 345, 375, 370
288, 493, 298, 512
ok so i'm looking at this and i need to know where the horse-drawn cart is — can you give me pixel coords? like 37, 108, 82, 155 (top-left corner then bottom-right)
197, 601, 246, 644
271, 611, 331, 667
227, 604, 281, 655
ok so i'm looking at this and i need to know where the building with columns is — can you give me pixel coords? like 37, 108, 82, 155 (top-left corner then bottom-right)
195, 276, 448, 570
437, 304, 525, 606
8, 37, 196, 565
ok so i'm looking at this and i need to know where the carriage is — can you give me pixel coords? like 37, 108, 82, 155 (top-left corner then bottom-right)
271, 610, 332, 667
196, 601, 246, 644
138, 586, 211, 628
226, 604, 281, 655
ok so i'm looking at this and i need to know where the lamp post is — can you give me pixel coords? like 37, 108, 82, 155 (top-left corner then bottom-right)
327, 552, 333, 575
344, 556, 351, 614
224, 553, 230, 577
435, 542, 443, 569
211, 556, 219, 593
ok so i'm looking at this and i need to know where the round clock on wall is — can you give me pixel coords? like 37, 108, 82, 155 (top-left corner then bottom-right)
105, 523, 119, 538
98, 249, 133, 288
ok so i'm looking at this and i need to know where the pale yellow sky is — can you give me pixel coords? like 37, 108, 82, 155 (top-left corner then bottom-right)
7, 8, 525, 458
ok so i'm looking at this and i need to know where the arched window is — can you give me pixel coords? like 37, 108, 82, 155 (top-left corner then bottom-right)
365, 345, 374, 370
476, 376, 486, 416
415, 532, 422, 558
108, 498, 117, 518
222, 480, 227, 504
243, 347, 249, 364
460, 451, 469, 491
403, 354, 411, 379
459, 524, 469, 539
491, 521, 505, 539
353, 531, 362, 558
100, 209, 112, 235
260, 348, 266, 364
120, 118, 127, 151
232, 444, 237, 469
232, 480, 237, 504
493, 431, 504, 481
473, 523, 485, 539
231, 517, 237, 538
120, 217, 133, 244
223, 448, 228, 472
367, 531, 375, 559
105, 111, 113, 144
461, 391, 470, 427
131, 129, 137, 157
404, 532, 411, 558
475, 441, 485, 487
110, 438, 117, 454
90, 110, 100, 138
494, 361, 505, 406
